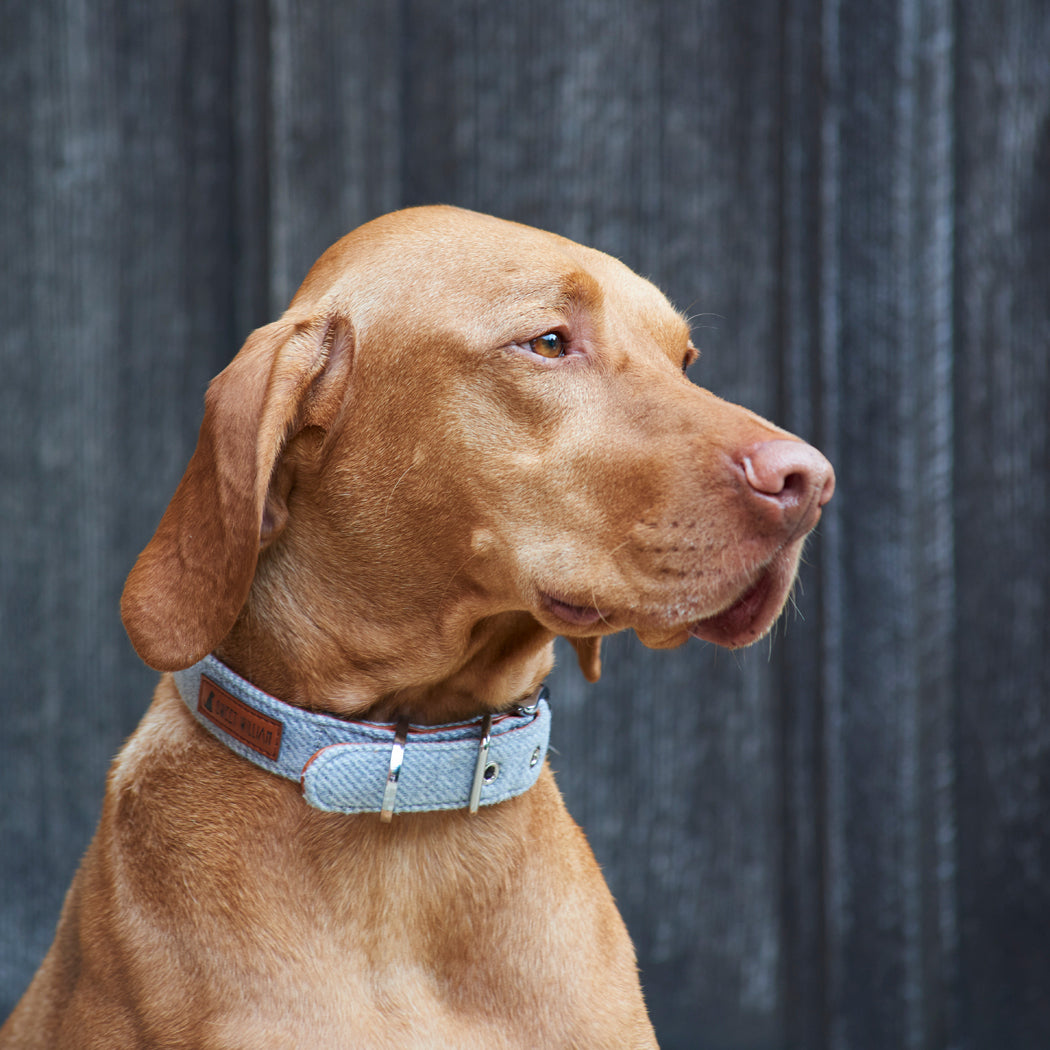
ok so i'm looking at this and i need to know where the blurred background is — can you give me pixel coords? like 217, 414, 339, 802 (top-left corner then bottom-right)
1, 2, 1048, 1048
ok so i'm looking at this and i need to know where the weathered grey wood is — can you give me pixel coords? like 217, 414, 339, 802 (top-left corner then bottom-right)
2, 3, 1050, 1049
0, 0, 243, 998
1, 0, 132, 994
777, 0, 838, 1043
817, 3, 962, 1049
953, 5, 1050, 1048
268, 0, 403, 309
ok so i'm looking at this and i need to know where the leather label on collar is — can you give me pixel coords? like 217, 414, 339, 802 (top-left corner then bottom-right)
198, 675, 283, 761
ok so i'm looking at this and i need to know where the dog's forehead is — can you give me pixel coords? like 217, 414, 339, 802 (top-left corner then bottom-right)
293, 207, 687, 343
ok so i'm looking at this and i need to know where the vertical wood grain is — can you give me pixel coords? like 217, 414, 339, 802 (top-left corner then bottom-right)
953, 5, 1050, 1047
817, 3, 960, 1048
268, 0, 402, 310
777, 0, 834, 1043
0, 0, 243, 995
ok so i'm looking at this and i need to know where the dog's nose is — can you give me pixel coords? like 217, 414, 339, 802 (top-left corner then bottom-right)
742, 439, 835, 526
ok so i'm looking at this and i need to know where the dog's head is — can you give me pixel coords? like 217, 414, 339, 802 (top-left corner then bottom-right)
122, 207, 833, 706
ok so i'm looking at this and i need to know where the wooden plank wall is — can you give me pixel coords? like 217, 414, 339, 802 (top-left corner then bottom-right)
1, 3, 1047, 1047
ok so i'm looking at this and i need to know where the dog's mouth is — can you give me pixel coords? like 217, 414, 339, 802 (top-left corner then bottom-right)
685, 539, 807, 648
540, 542, 801, 651
540, 593, 609, 627
686, 566, 779, 648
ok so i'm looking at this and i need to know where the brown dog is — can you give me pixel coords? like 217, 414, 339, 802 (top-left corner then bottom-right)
2, 206, 833, 1048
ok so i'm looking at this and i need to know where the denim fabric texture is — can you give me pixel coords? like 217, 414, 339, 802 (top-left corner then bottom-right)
172, 655, 551, 815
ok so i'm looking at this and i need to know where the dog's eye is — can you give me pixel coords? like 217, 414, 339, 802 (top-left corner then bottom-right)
682, 343, 699, 374
529, 332, 566, 359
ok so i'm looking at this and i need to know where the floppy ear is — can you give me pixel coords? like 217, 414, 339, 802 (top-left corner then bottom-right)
121, 316, 351, 671
568, 636, 603, 682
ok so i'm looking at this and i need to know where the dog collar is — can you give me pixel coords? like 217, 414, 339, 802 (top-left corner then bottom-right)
173, 655, 551, 820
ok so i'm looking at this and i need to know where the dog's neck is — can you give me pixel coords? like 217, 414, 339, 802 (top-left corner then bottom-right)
216, 606, 557, 725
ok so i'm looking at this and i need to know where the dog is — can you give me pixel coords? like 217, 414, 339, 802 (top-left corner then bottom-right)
2, 206, 833, 1048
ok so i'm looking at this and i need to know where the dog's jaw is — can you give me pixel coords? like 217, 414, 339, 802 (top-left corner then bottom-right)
216, 582, 560, 726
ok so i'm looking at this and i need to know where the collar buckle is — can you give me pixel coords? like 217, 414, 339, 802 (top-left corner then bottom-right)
467, 685, 549, 815
514, 683, 549, 717
379, 719, 410, 823
468, 714, 495, 815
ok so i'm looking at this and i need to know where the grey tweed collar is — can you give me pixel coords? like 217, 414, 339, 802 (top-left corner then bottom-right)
173, 655, 551, 821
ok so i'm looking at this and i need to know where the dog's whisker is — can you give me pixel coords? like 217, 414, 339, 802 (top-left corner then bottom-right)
437, 549, 483, 605
383, 465, 416, 519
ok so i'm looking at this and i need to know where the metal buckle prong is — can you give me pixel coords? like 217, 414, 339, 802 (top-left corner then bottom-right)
515, 683, 548, 717
468, 713, 494, 815
379, 719, 410, 823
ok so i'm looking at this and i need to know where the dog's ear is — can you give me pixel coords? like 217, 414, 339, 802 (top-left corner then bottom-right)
568, 636, 603, 682
121, 316, 352, 671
